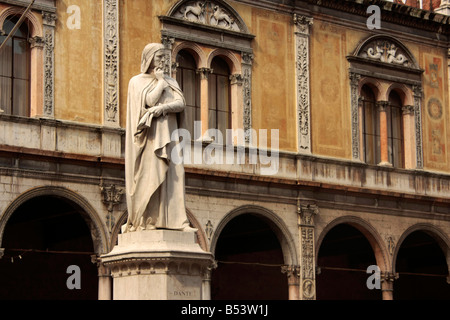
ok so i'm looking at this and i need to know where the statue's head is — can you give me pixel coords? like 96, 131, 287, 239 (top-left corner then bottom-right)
141, 43, 166, 74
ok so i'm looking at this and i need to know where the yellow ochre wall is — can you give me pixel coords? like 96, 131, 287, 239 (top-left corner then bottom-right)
54, 0, 102, 124
49, 0, 450, 173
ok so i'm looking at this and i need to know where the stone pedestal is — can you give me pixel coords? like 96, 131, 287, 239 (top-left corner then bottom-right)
101, 230, 214, 300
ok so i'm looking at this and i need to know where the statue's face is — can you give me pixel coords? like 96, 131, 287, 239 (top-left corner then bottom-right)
150, 50, 166, 71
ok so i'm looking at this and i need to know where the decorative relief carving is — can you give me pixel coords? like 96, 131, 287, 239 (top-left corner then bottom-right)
42, 12, 57, 118
350, 72, 361, 160
173, 1, 241, 32
386, 236, 395, 256
360, 40, 410, 67
104, 0, 119, 125
100, 184, 124, 233
298, 202, 318, 226
294, 15, 313, 154
297, 200, 317, 300
205, 220, 213, 240
242, 52, 253, 143
29, 36, 44, 49
412, 85, 423, 169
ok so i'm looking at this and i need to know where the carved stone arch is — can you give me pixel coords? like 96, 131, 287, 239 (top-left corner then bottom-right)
392, 223, 450, 275
359, 77, 383, 101
210, 205, 299, 266
352, 35, 419, 70
316, 216, 390, 272
172, 41, 208, 69
207, 48, 241, 74
0, 186, 108, 255
110, 208, 208, 252
167, 0, 250, 34
385, 82, 414, 106
0, 7, 43, 37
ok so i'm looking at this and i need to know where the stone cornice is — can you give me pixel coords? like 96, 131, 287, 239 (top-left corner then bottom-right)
233, 0, 449, 35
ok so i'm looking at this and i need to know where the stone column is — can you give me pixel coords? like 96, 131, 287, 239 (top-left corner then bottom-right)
202, 260, 217, 300
97, 262, 112, 300
103, 0, 120, 127
298, 201, 318, 300
197, 68, 212, 139
230, 74, 244, 137
293, 14, 313, 154
377, 101, 391, 166
281, 265, 301, 300
402, 105, 415, 169
29, 36, 44, 118
381, 271, 398, 300
42, 12, 57, 118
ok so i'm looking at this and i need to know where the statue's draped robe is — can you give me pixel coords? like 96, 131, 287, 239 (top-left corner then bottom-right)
123, 71, 189, 232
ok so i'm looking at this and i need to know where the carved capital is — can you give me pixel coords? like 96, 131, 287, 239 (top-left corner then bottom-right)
241, 52, 254, 65
412, 85, 423, 98
29, 36, 45, 49
293, 14, 313, 35
377, 100, 389, 112
196, 67, 212, 80
298, 201, 319, 226
230, 74, 243, 85
161, 36, 175, 48
281, 265, 301, 286
349, 72, 361, 87
42, 12, 57, 26
402, 105, 415, 115
0, 248, 4, 259
100, 184, 124, 232
381, 271, 399, 283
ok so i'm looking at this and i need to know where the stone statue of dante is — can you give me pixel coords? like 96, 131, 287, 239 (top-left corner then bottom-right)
122, 43, 196, 233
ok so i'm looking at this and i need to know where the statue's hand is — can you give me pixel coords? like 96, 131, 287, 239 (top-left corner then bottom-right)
154, 68, 165, 81
149, 105, 164, 117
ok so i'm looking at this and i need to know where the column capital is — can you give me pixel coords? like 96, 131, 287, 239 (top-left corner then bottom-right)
377, 100, 389, 112
281, 265, 301, 285
29, 36, 45, 49
230, 74, 243, 85
293, 14, 313, 35
0, 248, 4, 259
42, 11, 57, 27
381, 271, 399, 283
402, 105, 415, 115
196, 68, 213, 80
297, 200, 319, 226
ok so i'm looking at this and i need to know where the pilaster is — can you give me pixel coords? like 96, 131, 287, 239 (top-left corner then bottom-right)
297, 200, 318, 300
42, 11, 57, 118
294, 14, 313, 154
103, 0, 120, 127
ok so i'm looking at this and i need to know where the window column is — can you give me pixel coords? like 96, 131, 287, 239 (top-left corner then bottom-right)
197, 67, 212, 139
377, 101, 391, 166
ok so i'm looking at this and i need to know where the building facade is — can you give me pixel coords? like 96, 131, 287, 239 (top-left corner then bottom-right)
0, 0, 449, 300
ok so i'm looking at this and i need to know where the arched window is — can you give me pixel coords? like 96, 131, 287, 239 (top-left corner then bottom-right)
361, 85, 380, 165
208, 57, 231, 137
388, 91, 404, 168
176, 50, 200, 137
0, 17, 30, 116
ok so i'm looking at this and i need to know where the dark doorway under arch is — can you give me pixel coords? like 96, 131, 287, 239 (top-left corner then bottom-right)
0, 195, 98, 300
316, 224, 381, 300
394, 231, 450, 300
211, 214, 288, 300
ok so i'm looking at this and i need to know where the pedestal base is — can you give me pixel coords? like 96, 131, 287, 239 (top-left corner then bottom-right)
101, 230, 214, 300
